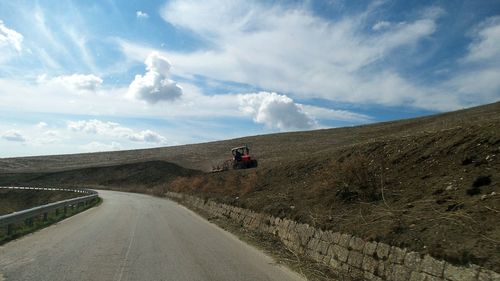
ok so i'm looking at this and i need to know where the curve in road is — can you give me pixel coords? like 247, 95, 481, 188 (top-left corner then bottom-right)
0, 190, 305, 281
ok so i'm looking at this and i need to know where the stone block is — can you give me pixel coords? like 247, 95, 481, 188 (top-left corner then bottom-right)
410, 271, 442, 281
331, 231, 341, 244
404, 251, 422, 271
314, 229, 323, 239
338, 233, 352, 247
377, 261, 388, 278
421, 255, 445, 277
388, 246, 407, 264
364, 241, 378, 256
349, 236, 365, 252
444, 263, 478, 281
347, 250, 364, 268
307, 237, 320, 250
364, 271, 384, 281
331, 244, 349, 262
320, 230, 333, 243
317, 240, 330, 255
296, 224, 315, 245
376, 242, 391, 260
390, 264, 411, 281
322, 254, 331, 265
478, 268, 500, 281
329, 258, 343, 271
362, 255, 378, 273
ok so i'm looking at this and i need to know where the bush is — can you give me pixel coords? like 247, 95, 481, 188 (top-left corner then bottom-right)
331, 154, 382, 202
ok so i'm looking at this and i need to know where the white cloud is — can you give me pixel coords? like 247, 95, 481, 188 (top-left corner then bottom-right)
465, 16, 500, 63
38, 73, 103, 91
128, 52, 183, 103
302, 105, 372, 123
0, 20, 23, 52
2, 130, 26, 142
136, 11, 149, 19
36, 121, 48, 129
155, 1, 445, 109
442, 17, 500, 106
35, 130, 63, 144
239, 92, 316, 131
79, 141, 122, 152
67, 119, 167, 144
127, 129, 166, 143
372, 21, 391, 31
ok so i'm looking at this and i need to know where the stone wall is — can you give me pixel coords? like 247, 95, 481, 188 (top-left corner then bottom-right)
166, 192, 499, 281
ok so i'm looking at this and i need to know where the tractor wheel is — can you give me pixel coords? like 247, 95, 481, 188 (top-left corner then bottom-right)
250, 159, 258, 168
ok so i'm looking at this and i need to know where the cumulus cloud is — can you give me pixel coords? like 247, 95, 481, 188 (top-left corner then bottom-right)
38, 74, 103, 91
136, 11, 149, 19
67, 119, 167, 144
2, 130, 26, 142
239, 92, 316, 131
0, 20, 23, 52
128, 52, 182, 104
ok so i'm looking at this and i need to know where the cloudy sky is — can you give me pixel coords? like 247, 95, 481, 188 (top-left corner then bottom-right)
1, 0, 499, 157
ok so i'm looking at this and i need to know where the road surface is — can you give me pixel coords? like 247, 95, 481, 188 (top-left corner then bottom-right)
0, 190, 305, 281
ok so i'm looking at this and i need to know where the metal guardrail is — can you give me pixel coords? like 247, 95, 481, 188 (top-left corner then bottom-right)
0, 187, 99, 230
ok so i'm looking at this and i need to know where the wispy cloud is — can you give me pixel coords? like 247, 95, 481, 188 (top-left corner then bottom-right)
0, 20, 22, 51
38, 73, 103, 91
67, 119, 167, 144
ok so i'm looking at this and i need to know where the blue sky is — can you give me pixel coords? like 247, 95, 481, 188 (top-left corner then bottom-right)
1, 0, 499, 157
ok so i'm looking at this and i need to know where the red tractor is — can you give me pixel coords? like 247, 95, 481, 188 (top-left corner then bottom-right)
211, 145, 258, 172
231, 145, 258, 169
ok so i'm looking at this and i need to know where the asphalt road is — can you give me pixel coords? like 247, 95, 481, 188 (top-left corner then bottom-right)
0, 190, 305, 281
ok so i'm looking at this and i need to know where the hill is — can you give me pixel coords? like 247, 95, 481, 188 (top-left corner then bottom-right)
0, 101, 499, 272
1, 102, 499, 174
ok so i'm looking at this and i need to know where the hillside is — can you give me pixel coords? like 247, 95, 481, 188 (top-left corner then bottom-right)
0, 161, 200, 194
1, 102, 499, 174
0, 101, 499, 272
0, 189, 81, 216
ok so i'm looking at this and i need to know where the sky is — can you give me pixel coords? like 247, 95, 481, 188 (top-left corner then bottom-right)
1, 0, 499, 158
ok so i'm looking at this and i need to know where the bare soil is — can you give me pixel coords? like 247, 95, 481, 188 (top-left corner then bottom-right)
0, 101, 499, 272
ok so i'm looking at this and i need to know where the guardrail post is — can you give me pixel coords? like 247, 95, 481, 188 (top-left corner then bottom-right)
43, 212, 48, 221
56, 208, 59, 216
64, 206, 68, 214
25, 217, 33, 227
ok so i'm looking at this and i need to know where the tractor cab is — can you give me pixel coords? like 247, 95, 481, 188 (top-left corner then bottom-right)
231, 145, 257, 169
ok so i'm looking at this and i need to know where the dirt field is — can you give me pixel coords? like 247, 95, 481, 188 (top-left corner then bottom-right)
0, 101, 499, 272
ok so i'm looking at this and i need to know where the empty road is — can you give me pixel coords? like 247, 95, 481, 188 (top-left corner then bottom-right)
0, 190, 304, 281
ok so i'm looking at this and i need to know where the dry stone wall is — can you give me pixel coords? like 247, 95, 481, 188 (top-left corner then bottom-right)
166, 192, 500, 281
